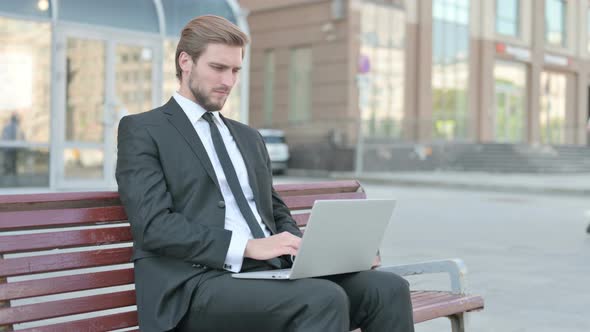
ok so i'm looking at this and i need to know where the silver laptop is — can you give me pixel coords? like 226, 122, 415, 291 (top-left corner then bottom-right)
232, 199, 396, 280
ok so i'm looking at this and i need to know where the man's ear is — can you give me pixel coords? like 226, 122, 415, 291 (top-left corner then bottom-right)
178, 52, 193, 76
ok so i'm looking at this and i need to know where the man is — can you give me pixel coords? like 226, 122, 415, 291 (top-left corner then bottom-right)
116, 15, 413, 332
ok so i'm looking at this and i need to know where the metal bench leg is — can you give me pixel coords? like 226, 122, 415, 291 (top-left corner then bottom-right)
449, 313, 465, 332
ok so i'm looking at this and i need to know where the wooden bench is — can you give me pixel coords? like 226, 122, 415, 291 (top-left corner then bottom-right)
0, 180, 483, 331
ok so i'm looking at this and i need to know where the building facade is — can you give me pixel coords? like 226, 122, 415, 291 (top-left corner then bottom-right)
240, 0, 590, 171
0, 0, 250, 191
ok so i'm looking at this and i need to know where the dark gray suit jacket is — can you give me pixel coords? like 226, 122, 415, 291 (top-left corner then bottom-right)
116, 98, 302, 332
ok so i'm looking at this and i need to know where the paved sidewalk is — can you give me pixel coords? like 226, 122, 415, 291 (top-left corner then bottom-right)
323, 171, 590, 196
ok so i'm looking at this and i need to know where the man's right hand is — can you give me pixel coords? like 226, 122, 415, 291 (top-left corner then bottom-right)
243, 231, 301, 261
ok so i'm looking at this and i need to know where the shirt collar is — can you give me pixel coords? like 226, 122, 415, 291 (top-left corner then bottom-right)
173, 91, 222, 125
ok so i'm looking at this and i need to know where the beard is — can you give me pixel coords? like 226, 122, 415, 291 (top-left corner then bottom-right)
188, 73, 228, 112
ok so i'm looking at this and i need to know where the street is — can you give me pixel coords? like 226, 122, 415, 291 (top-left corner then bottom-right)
276, 176, 590, 332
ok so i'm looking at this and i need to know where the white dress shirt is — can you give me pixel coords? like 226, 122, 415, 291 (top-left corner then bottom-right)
173, 92, 271, 272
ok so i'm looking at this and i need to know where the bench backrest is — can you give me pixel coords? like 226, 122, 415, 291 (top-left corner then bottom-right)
0, 180, 365, 331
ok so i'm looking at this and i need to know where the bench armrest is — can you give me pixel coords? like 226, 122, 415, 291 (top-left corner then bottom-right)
376, 258, 467, 294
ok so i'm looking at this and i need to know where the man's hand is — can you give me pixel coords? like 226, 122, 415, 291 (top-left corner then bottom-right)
244, 232, 301, 261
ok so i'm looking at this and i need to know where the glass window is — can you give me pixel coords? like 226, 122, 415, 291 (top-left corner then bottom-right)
496, 0, 519, 37
115, 44, 153, 117
432, 0, 470, 140
65, 38, 106, 143
545, 0, 567, 47
263, 50, 275, 127
539, 71, 566, 144
59, 0, 159, 33
114, 43, 154, 147
289, 47, 312, 123
0, 147, 49, 187
162, 39, 178, 103
0, 18, 51, 143
64, 148, 104, 179
0, 0, 51, 19
493, 61, 526, 143
359, 2, 406, 139
162, 0, 236, 38
0, 17, 51, 188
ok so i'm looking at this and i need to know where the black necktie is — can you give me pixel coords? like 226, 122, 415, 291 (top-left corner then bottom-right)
202, 112, 266, 239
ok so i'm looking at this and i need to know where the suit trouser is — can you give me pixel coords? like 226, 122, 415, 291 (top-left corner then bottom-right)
176, 269, 414, 332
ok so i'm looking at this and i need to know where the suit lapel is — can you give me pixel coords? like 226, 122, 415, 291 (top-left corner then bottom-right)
163, 98, 220, 189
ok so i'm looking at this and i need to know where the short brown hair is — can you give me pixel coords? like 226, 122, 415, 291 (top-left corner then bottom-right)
175, 15, 250, 80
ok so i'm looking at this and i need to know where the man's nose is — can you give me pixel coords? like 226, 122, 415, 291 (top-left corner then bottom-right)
221, 71, 236, 87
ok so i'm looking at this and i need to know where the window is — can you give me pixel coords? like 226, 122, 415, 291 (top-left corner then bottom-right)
66, 38, 105, 143
263, 50, 275, 127
432, 0, 470, 140
289, 47, 312, 123
0, 17, 51, 187
493, 61, 526, 142
162, 39, 178, 104
359, 2, 406, 139
545, 0, 567, 47
496, 0, 520, 37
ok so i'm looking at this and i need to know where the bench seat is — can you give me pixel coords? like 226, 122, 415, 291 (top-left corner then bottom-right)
0, 180, 483, 331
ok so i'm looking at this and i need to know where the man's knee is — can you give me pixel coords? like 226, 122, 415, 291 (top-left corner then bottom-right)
291, 279, 349, 331
365, 271, 411, 304
305, 280, 349, 314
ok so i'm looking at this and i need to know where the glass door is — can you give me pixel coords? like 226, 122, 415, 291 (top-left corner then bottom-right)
539, 71, 567, 145
493, 61, 527, 143
54, 26, 159, 189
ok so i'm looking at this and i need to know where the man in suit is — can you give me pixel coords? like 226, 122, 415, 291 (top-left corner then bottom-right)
116, 15, 414, 332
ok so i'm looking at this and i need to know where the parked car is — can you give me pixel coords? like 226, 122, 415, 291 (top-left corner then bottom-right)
258, 129, 289, 174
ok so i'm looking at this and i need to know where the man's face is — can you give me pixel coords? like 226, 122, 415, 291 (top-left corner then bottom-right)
184, 43, 242, 112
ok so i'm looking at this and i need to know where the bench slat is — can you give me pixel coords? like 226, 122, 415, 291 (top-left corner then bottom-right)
18, 311, 137, 332
0, 247, 132, 277
282, 192, 367, 210
0, 192, 119, 205
0, 227, 132, 254
0, 290, 135, 325
411, 291, 453, 303
412, 293, 460, 307
274, 180, 361, 197
411, 292, 484, 323
0, 206, 127, 231
0, 268, 133, 301
0, 181, 360, 211
0, 192, 121, 212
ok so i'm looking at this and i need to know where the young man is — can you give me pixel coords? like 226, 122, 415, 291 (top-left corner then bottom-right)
116, 15, 414, 332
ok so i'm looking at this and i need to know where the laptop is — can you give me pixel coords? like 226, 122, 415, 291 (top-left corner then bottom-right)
232, 199, 396, 280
